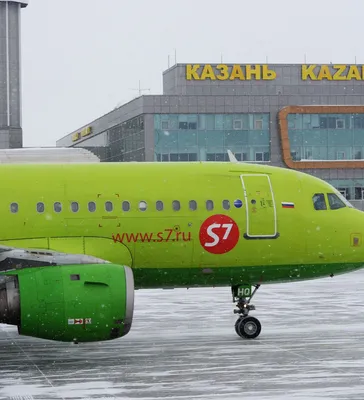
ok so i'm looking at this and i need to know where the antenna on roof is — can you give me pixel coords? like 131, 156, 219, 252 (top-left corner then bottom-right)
174, 48, 177, 64
227, 149, 238, 163
129, 80, 150, 97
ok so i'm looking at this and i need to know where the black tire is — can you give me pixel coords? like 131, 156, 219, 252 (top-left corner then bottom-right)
234, 317, 244, 335
236, 316, 261, 339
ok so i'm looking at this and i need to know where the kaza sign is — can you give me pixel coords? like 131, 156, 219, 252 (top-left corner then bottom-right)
302, 65, 364, 81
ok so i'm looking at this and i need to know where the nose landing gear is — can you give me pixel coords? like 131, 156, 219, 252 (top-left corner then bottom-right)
232, 284, 261, 339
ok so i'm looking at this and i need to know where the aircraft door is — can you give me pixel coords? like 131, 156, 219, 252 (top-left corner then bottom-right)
240, 174, 278, 239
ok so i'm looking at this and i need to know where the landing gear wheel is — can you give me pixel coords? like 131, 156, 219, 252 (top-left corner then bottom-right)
236, 316, 261, 339
234, 317, 243, 335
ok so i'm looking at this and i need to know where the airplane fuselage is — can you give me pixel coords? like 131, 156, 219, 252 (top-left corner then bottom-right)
0, 161, 363, 289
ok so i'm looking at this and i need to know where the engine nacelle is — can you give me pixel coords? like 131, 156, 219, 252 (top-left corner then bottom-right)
0, 264, 134, 342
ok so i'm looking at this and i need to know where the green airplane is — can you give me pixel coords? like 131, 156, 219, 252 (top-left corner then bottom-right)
0, 151, 362, 343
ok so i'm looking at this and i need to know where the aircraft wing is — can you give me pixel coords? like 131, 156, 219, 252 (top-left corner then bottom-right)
0, 244, 110, 273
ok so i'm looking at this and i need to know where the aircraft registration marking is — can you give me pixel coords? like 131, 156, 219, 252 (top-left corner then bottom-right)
236, 285, 252, 297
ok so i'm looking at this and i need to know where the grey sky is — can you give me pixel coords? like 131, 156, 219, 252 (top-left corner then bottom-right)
21, 0, 363, 147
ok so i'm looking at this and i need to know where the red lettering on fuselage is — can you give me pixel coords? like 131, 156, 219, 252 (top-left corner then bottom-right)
112, 230, 191, 244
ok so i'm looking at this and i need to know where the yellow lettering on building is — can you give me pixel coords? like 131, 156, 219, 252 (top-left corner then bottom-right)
346, 65, 361, 80
72, 132, 80, 142
246, 65, 261, 80
302, 65, 317, 80
332, 65, 347, 80
186, 64, 200, 80
200, 64, 216, 80
317, 65, 332, 80
303, 64, 364, 81
262, 65, 276, 80
186, 64, 277, 81
229, 65, 245, 80
81, 126, 92, 137
216, 64, 229, 80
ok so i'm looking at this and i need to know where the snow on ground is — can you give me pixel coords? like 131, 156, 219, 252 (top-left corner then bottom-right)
1, 269, 364, 400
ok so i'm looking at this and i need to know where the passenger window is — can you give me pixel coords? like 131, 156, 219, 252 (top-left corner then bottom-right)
189, 200, 197, 211
139, 201, 147, 211
206, 200, 214, 211
156, 201, 164, 211
222, 200, 230, 210
54, 202, 62, 213
88, 201, 96, 212
312, 194, 327, 210
122, 201, 130, 212
37, 202, 45, 213
105, 201, 113, 212
327, 193, 346, 210
172, 200, 180, 211
71, 202, 79, 213
10, 203, 18, 213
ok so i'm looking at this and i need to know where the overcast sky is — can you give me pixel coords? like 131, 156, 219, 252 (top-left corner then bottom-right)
21, 0, 363, 147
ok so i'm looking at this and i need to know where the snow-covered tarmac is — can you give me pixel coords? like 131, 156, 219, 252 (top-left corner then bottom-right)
1, 269, 364, 400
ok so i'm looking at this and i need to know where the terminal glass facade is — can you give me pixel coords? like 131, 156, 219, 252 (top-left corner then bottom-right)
74, 116, 145, 162
154, 113, 270, 162
107, 115, 145, 162
288, 113, 364, 161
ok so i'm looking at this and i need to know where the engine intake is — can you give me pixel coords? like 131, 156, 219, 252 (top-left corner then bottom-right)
0, 275, 20, 325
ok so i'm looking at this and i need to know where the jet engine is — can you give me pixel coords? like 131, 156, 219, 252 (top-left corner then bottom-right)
0, 264, 134, 342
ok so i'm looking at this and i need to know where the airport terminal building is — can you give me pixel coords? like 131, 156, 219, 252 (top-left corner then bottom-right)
57, 63, 364, 205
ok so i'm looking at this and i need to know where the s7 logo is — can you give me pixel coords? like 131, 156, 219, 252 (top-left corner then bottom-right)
199, 215, 240, 254
205, 223, 233, 247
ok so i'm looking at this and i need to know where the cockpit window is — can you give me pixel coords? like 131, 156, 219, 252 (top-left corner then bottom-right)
334, 190, 353, 208
313, 193, 327, 210
327, 193, 346, 210
327, 182, 353, 208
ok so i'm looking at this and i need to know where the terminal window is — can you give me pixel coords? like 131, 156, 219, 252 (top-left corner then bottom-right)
154, 113, 270, 162
233, 120, 243, 130
287, 113, 364, 161
255, 152, 270, 162
156, 153, 198, 162
255, 120, 263, 130
235, 153, 248, 161
336, 119, 345, 129
355, 187, 364, 200
354, 150, 362, 159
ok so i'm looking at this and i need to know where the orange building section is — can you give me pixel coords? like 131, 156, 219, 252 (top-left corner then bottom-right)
278, 106, 364, 169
